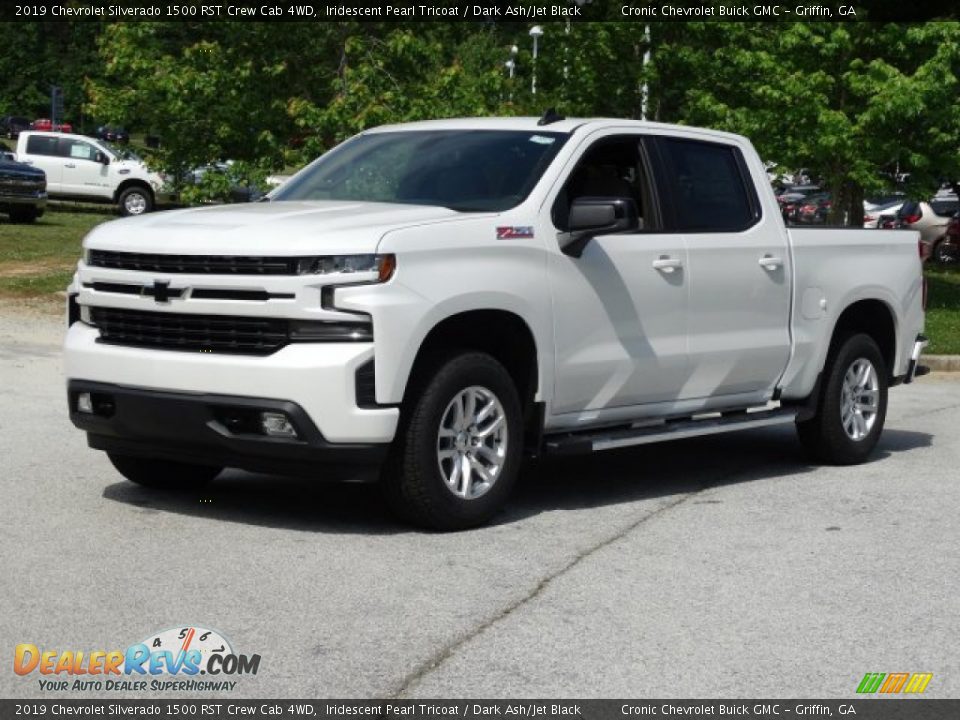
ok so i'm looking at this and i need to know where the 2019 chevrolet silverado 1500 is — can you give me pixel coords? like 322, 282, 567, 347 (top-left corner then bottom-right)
65, 117, 928, 529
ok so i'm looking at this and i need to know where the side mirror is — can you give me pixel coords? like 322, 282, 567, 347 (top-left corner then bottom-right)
95, 151, 110, 166
559, 196, 640, 258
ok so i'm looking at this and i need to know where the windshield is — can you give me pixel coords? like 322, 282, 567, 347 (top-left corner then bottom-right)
273, 130, 568, 212
102, 141, 141, 162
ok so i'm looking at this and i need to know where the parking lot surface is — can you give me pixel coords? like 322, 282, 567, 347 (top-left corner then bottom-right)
2, 311, 958, 698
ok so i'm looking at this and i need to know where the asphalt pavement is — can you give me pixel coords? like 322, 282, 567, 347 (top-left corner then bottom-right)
1, 310, 958, 699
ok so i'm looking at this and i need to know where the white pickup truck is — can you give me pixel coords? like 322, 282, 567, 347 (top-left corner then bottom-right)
65, 116, 928, 529
16, 131, 173, 216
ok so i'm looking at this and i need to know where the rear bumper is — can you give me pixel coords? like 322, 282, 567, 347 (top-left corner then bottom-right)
69, 380, 389, 479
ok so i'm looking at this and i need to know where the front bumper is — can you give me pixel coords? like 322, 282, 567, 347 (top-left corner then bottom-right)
64, 321, 399, 443
0, 190, 47, 212
69, 380, 389, 479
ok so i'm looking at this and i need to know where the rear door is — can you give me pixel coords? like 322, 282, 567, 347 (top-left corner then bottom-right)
21, 135, 64, 192
652, 136, 792, 402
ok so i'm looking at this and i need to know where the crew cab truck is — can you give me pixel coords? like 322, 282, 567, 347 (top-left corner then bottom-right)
64, 117, 927, 530
16, 131, 172, 216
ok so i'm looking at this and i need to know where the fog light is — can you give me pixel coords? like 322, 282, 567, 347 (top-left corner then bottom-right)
260, 412, 298, 438
77, 392, 93, 414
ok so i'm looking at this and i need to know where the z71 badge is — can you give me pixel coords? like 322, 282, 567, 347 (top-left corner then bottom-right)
496, 226, 534, 239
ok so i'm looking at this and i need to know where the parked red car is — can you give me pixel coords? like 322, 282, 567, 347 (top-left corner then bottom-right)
31, 118, 73, 133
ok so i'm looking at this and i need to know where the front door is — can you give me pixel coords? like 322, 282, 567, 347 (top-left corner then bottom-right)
59, 138, 111, 199
548, 134, 691, 417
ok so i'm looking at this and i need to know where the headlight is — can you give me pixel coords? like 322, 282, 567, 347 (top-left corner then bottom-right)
296, 254, 395, 282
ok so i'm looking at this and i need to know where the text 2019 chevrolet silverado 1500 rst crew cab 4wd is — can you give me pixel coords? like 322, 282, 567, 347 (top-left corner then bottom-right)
65, 117, 928, 529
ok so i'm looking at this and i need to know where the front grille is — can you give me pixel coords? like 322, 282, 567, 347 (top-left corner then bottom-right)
90, 307, 290, 355
88, 250, 300, 275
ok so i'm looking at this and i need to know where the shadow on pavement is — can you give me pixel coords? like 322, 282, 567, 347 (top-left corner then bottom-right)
101, 425, 933, 534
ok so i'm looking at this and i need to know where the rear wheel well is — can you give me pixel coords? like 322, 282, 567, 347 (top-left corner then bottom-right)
405, 311, 539, 412
830, 299, 897, 378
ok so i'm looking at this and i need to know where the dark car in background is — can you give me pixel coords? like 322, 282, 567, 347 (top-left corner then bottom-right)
776, 184, 821, 223
1, 115, 32, 139
0, 155, 47, 223
794, 192, 832, 225
95, 125, 130, 144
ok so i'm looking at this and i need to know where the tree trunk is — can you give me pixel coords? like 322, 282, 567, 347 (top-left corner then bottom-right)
827, 178, 864, 227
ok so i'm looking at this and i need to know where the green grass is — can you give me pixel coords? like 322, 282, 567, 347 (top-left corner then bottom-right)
925, 266, 960, 355
0, 209, 111, 298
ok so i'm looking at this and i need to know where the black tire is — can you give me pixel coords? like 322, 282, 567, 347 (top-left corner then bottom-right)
8, 206, 38, 224
382, 351, 524, 531
108, 453, 221, 490
796, 333, 888, 465
117, 185, 154, 217
931, 237, 958, 265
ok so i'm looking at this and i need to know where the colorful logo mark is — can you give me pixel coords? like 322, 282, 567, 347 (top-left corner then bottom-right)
856, 672, 933, 694
496, 226, 534, 240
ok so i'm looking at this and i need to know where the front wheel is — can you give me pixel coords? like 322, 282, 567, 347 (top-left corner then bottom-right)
117, 186, 154, 216
382, 352, 523, 530
797, 333, 888, 465
108, 453, 221, 489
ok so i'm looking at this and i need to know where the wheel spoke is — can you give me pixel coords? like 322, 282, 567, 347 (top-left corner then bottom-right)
476, 414, 505, 439
458, 454, 472, 497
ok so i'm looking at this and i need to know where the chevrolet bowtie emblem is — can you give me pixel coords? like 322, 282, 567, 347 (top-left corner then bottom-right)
143, 280, 182, 303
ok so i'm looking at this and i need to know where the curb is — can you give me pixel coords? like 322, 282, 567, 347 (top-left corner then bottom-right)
922, 355, 960, 372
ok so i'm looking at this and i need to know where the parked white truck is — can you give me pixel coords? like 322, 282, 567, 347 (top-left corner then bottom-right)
65, 116, 928, 529
16, 131, 173, 216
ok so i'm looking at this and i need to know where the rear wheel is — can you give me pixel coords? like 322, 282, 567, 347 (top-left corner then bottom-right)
932, 237, 958, 265
797, 333, 888, 464
108, 453, 221, 489
382, 352, 523, 530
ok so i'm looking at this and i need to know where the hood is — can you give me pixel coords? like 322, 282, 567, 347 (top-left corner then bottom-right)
0, 160, 45, 179
83, 200, 464, 255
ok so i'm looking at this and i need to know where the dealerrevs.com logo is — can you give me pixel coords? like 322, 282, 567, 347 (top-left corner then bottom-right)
14, 626, 261, 692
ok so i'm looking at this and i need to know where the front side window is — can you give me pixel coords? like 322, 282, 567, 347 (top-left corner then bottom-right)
658, 138, 758, 232
552, 136, 656, 231
25, 136, 59, 156
63, 140, 96, 161
273, 130, 568, 212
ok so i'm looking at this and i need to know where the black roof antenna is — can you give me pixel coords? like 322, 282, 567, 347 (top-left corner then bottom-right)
537, 108, 565, 126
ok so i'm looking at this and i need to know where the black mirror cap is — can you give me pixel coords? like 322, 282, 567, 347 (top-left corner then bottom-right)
560, 196, 640, 257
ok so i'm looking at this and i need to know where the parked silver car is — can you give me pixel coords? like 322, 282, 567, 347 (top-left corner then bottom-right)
896, 197, 959, 258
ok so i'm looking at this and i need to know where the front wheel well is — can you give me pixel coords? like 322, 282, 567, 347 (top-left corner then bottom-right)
405, 310, 539, 412
829, 299, 897, 378
113, 180, 153, 204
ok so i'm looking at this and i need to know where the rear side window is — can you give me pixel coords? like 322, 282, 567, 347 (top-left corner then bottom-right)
25, 136, 59, 156
931, 200, 959, 217
657, 138, 759, 232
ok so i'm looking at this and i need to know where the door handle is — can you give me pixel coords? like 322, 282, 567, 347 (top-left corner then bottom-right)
64, 163, 76, 169
758, 255, 783, 270
652, 256, 683, 273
